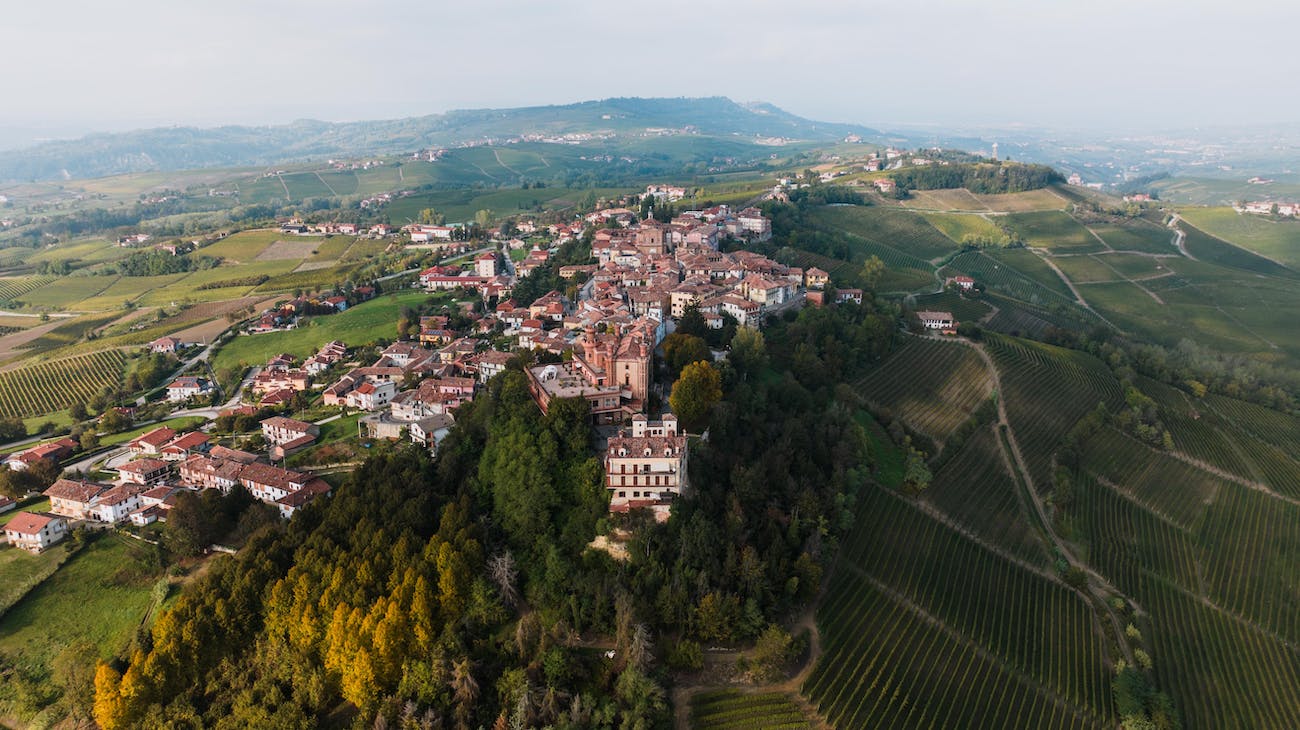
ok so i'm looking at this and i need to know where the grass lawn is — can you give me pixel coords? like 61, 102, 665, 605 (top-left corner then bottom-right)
0, 539, 70, 616
210, 289, 431, 372
320, 413, 363, 444
101, 416, 208, 448
0, 498, 51, 527
0, 534, 163, 723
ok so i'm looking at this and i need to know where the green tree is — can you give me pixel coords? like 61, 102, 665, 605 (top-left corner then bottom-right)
475, 209, 494, 228
860, 254, 886, 291
728, 327, 767, 377
0, 415, 26, 443
677, 303, 708, 338
69, 399, 89, 422
662, 333, 711, 377
903, 445, 932, 493
670, 361, 722, 433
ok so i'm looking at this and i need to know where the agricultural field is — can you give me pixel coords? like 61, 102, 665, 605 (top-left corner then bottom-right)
1051, 255, 1122, 284
0, 349, 128, 418
805, 485, 1113, 729
200, 229, 284, 261
0, 275, 58, 302
690, 690, 811, 729
307, 235, 356, 262
984, 248, 1075, 298
1068, 427, 1300, 727
943, 251, 1078, 309
74, 273, 189, 309
895, 188, 989, 211
1087, 220, 1176, 255
985, 334, 1123, 491
810, 206, 958, 260
1178, 221, 1296, 277
973, 188, 1070, 212
1178, 206, 1300, 268
210, 289, 431, 373
16, 274, 118, 309
923, 427, 1050, 567
920, 212, 1005, 244
854, 337, 992, 442
1003, 211, 1103, 253
911, 290, 992, 323
339, 238, 391, 262
0, 537, 70, 616
252, 262, 363, 293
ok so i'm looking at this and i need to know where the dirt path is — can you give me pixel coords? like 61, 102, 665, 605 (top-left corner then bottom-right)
1167, 214, 1197, 261
1030, 250, 1126, 332
314, 172, 339, 197
493, 149, 522, 177
276, 173, 291, 198
0, 318, 70, 363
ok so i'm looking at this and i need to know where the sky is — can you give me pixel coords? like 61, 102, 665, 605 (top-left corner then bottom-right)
2, 0, 1297, 146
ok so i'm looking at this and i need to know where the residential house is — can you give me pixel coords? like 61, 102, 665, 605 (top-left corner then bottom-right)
117, 458, 171, 486
605, 414, 688, 523
5, 438, 78, 472
149, 336, 185, 354
44, 478, 109, 520
836, 288, 864, 305
409, 414, 454, 450
917, 310, 956, 330
166, 376, 213, 403
86, 485, 144, 523
804, 267, 830, 289
159, 431, 211, 461
129, 427, 176, 456
5, 512, 68, 553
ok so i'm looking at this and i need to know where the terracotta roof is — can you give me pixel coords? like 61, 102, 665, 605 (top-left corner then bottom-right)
118, 458, 170, 474
132, 427, 176, 449
5, 511, 59, 535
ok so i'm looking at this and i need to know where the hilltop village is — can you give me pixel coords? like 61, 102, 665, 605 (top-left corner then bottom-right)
4, 189, 885, 551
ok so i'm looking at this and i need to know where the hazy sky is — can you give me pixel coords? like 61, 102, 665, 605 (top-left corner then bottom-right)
3, 0, 1297, 141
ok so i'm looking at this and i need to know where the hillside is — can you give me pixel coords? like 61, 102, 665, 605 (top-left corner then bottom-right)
0, 97, 880, 182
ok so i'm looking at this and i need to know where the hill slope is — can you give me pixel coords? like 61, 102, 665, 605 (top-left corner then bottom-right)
0, 97, 879, 182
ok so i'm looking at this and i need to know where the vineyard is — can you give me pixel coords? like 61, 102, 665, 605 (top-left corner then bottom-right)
804, 486, 1113, 729
911, 290, 991, 324
1068, 427, 1300, 728
0, 276, 58, 302
984, 334, 1123, 491
923, 427, 1050, 567
854, 337, 992, 442
0, 349, 128, 418
810, 206, 959, 260
1178, 221, 1295, 277
985, 248, 1076, 298
690, 690, 811, 729
944, 251, 1080, 310
1002, 211, 1103, 254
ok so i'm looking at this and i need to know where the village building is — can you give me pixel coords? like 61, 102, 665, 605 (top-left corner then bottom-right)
44, 478, 109, 520
129, 427, 176, 456
117, 458, 171, 486
5, 438, 77, 472
166, 376, 214, 403
917, 310, 956, 330
5, 512, 68, 553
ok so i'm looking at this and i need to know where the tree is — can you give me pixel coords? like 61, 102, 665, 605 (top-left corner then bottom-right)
860, 255, 885, 291
728, 328, 767, 377
475, 209, 494, 228
80, 430, 100, 452
69, 399, 89, 422
670, 361, 722, 433
677, 303, 707, 338
750, 624, 796, 682
0, 415, 25, 443
661, 333, 711, 377
903, 445, 932, 493
450, 658, 479, 730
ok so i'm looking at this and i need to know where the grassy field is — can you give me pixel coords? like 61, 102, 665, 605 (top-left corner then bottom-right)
0, 534, 164, 725
810, 205, 959, 260
0, 539, 70, 616
1178, 207, 1300, 268
210, 288, 430, 372
690, 690, 811, 729
1003, 211, 1104, 253
985, 248, 1076, 298
920, 212, 1005, 243
975, 187, 1070, 212
201, 229, 284, 261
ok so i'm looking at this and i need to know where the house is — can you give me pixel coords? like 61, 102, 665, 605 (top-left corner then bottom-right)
874, 178, 896, 194
87, 485, 144, 523
261, 416, 319, 446
5, 438, 77, 471
605, 415, 688, 523
44, 478, 109, 520
346, 380, 396, 410
409, 414, 454, 450
917, 310, 956, 330
5, 512, 68, 553
117, 458, 171, 486
947, 275, 975, 291
149, 336, 185, 354
165, 376, 213, 403
836, 288, 864, 305
252, 368, 310, 394
129, 427, 176, 456
159, 431, 211, 461
235, 462, 331, 518
472, 349, 513, 383
476, 252, 498, 278
804, 267, 830, 289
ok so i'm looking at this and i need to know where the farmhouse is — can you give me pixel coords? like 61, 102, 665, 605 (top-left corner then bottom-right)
117, 458, 172, 486
917, 310, 956, 330
5, 438, 78, 471
44, 478, 109, 520
149, 336, 186, 354
5, 512, 68, 553
837, 288, 864, 305
804, 267, 830, 289
874, 178, 896, 194
947, 275, 975, 291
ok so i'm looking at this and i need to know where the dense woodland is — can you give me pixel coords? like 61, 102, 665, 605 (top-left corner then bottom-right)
890, 162, 1062, 196
92, 295, 897, 729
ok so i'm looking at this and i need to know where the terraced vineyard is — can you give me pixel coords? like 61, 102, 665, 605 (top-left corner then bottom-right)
854, 337, 992, 441
911, 290, 992, 323
691, 690, 811, 729
0, 349, 129, 418
985, 334, 1123, 491
0, 275, 58, 302
1069, 427, 1300, 727
805, 486, 1113, 729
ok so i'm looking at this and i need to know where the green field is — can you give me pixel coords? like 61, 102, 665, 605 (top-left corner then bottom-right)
911, 290, 992, 323
16, 275, 118, 309
1004, 211, 1104, 253
0, 276, 58, 302
0, 534, 69, 616
201, 229, 284, 261
0, 535, 164, 725
920, 212, 1005, 244
854, 337, 992, 442
1178, 221, 1296, 277
811, 205, 959, 260
985, 248, 1075, 298
210, 289, 431, 373
1178, 207, 1300, 268
691, 690, 811, 729
1087, 220, 1176, 255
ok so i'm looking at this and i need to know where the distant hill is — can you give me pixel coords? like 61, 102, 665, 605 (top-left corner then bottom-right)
0, 97, 880, 182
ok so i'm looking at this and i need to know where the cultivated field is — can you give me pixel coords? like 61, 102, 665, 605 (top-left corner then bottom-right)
1003, 211, 1103, 253
854, 337, 992, 442
691, 690, 812, 729
0, 349, 128, 418
810, 206, 958, 260
1178, 207, 1300, 268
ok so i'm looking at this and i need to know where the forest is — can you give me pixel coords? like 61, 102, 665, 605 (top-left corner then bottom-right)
890, 162, 1062, 195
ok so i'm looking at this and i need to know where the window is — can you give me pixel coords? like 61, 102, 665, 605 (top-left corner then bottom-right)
618, 491, 625, 498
